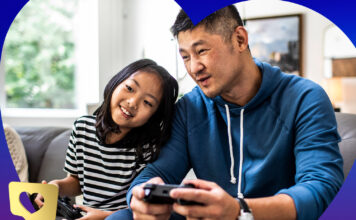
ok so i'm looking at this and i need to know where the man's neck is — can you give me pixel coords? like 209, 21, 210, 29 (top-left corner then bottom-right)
221, 59, 262, 106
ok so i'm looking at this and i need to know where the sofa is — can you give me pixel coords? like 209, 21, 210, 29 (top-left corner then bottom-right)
334, 113, 356, 179
14, 127, 71, 183
12, 112, 356, 184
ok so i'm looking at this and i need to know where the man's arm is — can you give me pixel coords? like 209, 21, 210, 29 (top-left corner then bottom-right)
170, 84, 342, 220
128, 84, 343, 220
246, 194, 296, 220
277, 84, 343, 219
127, 98, 192, 218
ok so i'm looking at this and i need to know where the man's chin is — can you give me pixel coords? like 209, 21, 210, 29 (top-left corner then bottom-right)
201, 88, 218, 98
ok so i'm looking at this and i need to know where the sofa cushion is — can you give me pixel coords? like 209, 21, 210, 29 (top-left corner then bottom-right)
37, 129, 71, 182
335, 113, 356, 179
15, 127, 71, 182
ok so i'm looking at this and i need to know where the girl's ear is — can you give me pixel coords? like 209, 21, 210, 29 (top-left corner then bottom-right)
233, 26, 249, 52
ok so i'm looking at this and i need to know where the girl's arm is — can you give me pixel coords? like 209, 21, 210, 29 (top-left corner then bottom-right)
49, 174, 82, 197
35, 174, 81, 208
75, 205, 116, 220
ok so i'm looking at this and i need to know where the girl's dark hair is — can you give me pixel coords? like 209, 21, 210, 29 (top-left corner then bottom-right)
94, 59, 179, 163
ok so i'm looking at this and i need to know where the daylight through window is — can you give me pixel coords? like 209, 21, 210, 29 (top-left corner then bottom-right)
4, 0, 78, 109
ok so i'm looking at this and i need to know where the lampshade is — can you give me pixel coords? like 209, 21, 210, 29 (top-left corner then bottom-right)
322, 77, 343, 104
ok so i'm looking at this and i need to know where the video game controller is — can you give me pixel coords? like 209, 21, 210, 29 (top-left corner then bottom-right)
143, 183, 203, 206
57, 196, 83, 220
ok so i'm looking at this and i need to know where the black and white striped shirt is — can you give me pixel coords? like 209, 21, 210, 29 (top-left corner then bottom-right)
64, 115, 151, 211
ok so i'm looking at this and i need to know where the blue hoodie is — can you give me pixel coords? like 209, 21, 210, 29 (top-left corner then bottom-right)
127, 59, 344, 220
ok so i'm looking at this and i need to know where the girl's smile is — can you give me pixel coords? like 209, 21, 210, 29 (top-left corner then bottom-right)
119, 105, 133, 119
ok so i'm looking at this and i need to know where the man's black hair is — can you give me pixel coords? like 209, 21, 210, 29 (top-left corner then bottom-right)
94, 59, 179, 164
171, 5, 244, 42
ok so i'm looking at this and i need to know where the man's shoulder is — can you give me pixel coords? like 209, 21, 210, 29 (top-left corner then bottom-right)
174, 87, 215, 125
272, 73, 332, 120
267, 73, 329, 117
177, 86, 214, 109
278, 73, 324, 97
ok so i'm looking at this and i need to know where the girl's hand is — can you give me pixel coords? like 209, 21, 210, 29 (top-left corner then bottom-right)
75, 205, 113, 220
34, 180, 59, 208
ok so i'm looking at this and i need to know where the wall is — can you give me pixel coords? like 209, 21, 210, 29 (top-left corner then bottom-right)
235, 0, 356, 114
98, 0, 125, 104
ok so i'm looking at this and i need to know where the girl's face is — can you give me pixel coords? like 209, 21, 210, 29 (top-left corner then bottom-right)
110, 71, 163, 131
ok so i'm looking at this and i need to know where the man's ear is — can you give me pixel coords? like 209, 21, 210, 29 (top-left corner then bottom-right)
233, 26, 249, 51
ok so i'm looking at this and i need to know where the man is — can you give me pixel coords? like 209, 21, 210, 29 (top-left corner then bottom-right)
122, 5, 343, 220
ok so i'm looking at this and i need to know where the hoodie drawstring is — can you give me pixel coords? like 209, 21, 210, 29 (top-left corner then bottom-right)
225, 104, 236, 184
238, 108, 244, 199
225, 104, 245, 199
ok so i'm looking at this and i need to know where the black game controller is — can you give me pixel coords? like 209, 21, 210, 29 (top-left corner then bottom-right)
143, 183, 203, 206
57, 196, 83, 220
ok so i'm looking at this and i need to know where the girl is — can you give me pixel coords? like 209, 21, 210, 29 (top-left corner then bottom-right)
35, 59, 178, 219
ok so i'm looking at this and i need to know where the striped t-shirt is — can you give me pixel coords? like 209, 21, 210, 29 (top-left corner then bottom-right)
64, 115, 151, 211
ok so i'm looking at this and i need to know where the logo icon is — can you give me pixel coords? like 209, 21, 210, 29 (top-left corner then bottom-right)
9, 182, 58, 220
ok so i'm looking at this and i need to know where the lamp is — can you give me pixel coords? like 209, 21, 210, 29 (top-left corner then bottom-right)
322, 77, 343, 112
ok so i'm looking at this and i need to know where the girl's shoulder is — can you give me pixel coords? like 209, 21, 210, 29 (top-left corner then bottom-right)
73, 115, 96, 128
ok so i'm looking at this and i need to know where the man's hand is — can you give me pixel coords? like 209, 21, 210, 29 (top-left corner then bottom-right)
170, 179, 240, 220
130, 177, 173, 220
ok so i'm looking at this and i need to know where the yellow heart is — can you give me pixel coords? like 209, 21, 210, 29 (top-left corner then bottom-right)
9, 182, 58, 220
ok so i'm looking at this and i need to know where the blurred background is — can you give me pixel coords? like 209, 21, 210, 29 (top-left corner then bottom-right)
1, 0, 355, 128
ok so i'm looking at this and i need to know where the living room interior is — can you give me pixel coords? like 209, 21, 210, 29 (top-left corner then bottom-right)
1, 1, 356, 215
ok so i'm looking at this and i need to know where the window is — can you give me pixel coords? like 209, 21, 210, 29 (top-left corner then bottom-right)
1, 0, 99, 119
3, 0, 78, 109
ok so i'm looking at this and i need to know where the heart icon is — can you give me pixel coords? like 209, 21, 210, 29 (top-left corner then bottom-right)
9, 182, 58, 220
19, 191, 38, 214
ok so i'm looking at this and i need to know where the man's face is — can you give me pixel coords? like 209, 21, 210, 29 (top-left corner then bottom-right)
177, 26, 243, 98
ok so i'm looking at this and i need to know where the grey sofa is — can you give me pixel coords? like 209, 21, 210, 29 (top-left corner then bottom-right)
14, 112, 356, 184
15, 127, 71, 183
334, 112, 356, 179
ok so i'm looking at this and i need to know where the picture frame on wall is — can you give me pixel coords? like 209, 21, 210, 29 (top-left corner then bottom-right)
244, 14, 303, 76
